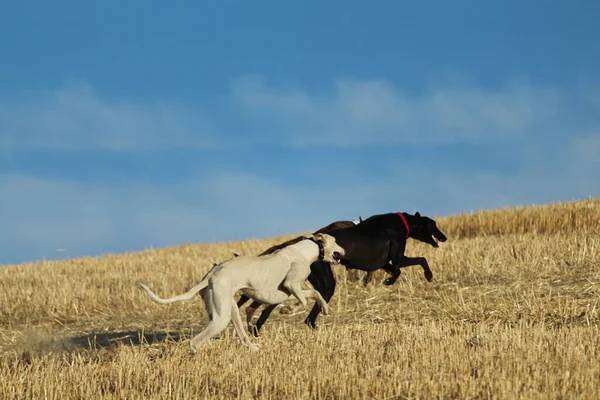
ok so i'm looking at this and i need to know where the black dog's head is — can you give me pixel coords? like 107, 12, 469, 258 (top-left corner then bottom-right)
410, 212, 447, 248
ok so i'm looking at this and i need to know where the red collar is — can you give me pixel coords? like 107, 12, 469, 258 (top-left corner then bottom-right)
396, 212, 410, 239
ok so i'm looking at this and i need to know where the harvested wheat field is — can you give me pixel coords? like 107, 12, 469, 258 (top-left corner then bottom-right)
1, 199, 599, 399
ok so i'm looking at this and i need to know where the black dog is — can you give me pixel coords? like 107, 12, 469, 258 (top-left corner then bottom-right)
240, 212, 447, 334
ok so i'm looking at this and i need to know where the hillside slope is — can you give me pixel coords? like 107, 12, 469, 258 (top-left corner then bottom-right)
1, 198, 599, 399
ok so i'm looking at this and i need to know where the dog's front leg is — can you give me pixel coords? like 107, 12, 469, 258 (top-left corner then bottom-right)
304, 290, 329, 315
283, 282, 308, 306
305, 261, 336, 329
283, 262, 310, 306
391, 256, 433, 282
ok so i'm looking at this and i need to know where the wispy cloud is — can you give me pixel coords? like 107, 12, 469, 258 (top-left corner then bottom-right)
0, 83, 218, 150
571, 131, 600, 163
2, 76, 593, 150
3, 149, 599, 266
1, 76, 599, 265
231, 76, 564, 147
0, 172, 391, 265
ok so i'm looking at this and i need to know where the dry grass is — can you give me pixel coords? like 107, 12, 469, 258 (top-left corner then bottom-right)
1, 198, 599, 399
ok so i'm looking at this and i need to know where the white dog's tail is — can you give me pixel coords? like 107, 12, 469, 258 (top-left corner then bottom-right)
138, 280, 209, 305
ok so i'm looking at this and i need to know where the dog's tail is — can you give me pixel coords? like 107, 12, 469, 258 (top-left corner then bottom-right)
138, 280, 209, 305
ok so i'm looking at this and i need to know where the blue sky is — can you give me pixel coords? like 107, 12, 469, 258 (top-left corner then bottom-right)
1, 1, 599, 265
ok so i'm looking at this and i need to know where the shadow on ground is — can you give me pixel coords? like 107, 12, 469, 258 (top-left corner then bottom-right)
4, 330, 193, 363
67, 330, 188, 350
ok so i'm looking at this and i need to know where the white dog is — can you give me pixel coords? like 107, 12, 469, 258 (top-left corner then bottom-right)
139, 233, 345, 351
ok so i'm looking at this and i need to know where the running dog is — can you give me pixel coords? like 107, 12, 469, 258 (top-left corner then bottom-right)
138, 233, 345, 351
246, 212, 447, 334
237, 218, 366, 335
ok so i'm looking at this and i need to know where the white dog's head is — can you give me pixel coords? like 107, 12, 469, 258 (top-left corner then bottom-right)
312, 233, 345, 264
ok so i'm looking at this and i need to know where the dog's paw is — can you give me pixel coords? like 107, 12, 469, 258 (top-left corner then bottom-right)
248, 343, 260, 352
304, 317, 317, 329
383, 277, 395, 286
321, 304, 330, 316
249, 325, 261, 338
424, 270, 434, 282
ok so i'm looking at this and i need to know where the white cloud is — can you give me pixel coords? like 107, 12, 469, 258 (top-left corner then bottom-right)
0, 83, 218, 150
570, 131, 600, 164
2, 143, 600, 266
0, 172, 389, 265
1, 76, 584, 150
1, 76, 599, 265
3, 143, 599, 267
230, 76, 563, 146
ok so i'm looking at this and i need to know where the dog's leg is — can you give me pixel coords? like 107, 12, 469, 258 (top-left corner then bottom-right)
238, 297, 264, 336
382, 264, 401, 285
391, 256, 433, 282
384, 231, 408, 285
301, 290, 329, 315
237, 294, 251, 308
231, 300, 259, 351
305, 261, 335, 329
284, 281, 308, 306
279, 290, 329, 314
245, 301, 262, 336
189, 318, 231, 351
189, 285, 231, 351
282, 262, 310, 306
362, 271, 374, 286
385, 231, 435, 283
253, 304, 278, 335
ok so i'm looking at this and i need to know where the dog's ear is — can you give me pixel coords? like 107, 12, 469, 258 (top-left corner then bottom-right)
415, 211, 421, 218
359, 216, 363, 223
312, 233, 325, 242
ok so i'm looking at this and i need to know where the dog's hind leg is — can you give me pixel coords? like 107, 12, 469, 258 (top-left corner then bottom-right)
253, 304, 277, 336
231, 301, 259, 351
383, 231, 405, 285
189, 285, 231, 351
245, 301, 262, 336
362, 271, 374, 285
237, 294, 251, 308
382, 264, 401, 285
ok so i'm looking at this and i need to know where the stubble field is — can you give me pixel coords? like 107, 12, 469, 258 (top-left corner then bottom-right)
1, 199, 599, 399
